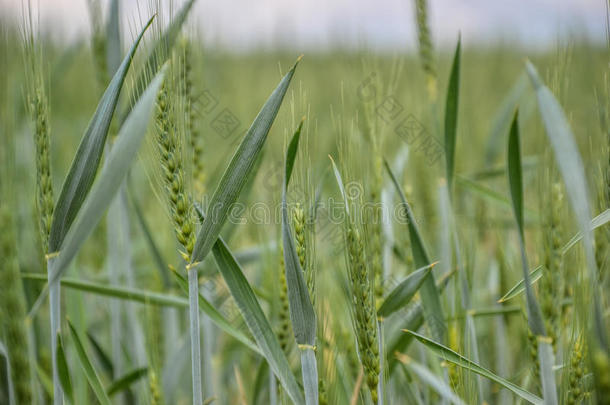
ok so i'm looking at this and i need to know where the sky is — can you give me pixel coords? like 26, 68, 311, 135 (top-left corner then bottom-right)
1, 0, 608, 51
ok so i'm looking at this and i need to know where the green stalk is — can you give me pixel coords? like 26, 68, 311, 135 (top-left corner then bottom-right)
188, 267, 203, 405
47, 256, 63, 405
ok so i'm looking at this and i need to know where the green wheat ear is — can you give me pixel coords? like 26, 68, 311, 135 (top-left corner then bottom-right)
346, 224, 380, 402
181, 39, 206, 199
31, 87, 54, 253
414, 0, 437, 100
566, 336, 588, 404
539, 180, 565, 352
155, 78, 195, 262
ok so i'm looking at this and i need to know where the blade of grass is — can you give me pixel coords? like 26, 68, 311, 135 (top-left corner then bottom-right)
387, 270, 454, 374
281, 119, 318, 405
48, 15, 154, 252
507, 110, 545, 336
404, 329, 543, 404
56, 333, 74, 404
497, 265, 543, 303
385, 160, 447, 344
456, 175, 538, 220
377, 263, 436, 319
106, 367, 148, 397
444, 36, 461, 190
507, 111, 556, 403
86, 332, 114, 377
67, 320, 111, 405
498, 208, 610, 302
396, 353, 467, 405
23, 273, 187, 307
562, 209, 610, 255
193, 206, 304, 404
190, 57, 300, 267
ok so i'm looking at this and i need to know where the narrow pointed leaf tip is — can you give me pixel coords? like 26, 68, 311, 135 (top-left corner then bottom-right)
444, 36, 461, 190
192, 206, 304, 405
190, 61, 299, 265
377, 262, 438, 319
507, 110, 523, 235
384, 159, 447, 344
48, 15, 155, 252
506, 110, 546, 336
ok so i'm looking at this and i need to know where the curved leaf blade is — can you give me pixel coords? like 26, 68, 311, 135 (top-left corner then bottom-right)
190, 58, 300, 266
192, 205, 304, 404
378, 263, 436, 319
67, 320, 111, 405
106, 367, 148, 397
444, 36, 461, 190
396, 354, 467, 405
385, 160, 447, 344
497, 265, 543, 303
211, 236, 305, 405
507, 111, 545, 336
56, 334, 74, 404
48, 15, 154, 253
404, 329, 543, 405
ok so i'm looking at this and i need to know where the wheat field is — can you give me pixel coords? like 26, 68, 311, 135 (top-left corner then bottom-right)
0, 0, 609, 404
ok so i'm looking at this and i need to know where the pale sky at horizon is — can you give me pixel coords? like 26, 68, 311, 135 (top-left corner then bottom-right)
1, 0, 607, 51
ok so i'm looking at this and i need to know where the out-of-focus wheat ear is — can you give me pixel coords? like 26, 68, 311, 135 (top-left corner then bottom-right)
539, 180, 565, 352
565, 335, 589, 405
0, 205, 33, 404
181, 39, 206, 199
330, 157, 380, 403
527, 61, 609, 401
413, 0, 437, 100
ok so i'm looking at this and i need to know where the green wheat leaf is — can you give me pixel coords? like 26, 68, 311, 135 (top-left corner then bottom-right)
48, 15, 154, 253
106, 367, 148, 397
378, 263, 436, 319
67, 320, 111, 405
444, 35, 461, 190
385, 160, 447, 344
190, 57, 300, 266
404, 329, 543, 404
